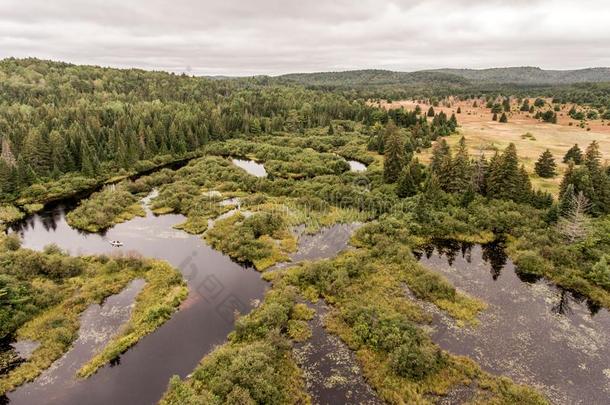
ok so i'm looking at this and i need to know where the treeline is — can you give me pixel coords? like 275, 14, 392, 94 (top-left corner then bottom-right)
367, 107, 458, 154
383, 125, 610, 215
0, 58, 380, 199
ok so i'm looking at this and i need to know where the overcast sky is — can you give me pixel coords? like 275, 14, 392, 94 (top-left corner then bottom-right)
1, 0, 609, 76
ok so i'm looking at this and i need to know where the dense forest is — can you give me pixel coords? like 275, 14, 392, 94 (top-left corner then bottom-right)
0, 58, 378, 200
276, 68, 610, 109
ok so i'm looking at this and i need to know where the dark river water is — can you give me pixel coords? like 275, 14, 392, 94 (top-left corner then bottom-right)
416, 240, 610, 405
5, 194, 267, 405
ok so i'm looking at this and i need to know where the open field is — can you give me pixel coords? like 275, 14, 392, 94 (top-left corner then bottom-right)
379, 99, 610, 195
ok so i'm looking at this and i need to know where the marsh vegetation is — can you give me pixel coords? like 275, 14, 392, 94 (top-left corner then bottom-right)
1, 59, 609, 405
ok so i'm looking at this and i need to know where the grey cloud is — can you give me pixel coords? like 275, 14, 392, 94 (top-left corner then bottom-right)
0, 0, 608, 75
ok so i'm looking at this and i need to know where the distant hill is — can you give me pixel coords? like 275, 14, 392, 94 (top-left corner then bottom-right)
427, 67, 610, 84
277, 67, 610, 87
276, 69, 470, 87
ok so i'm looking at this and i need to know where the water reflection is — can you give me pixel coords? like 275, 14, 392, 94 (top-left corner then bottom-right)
347, 160, 367, 172
415, 240, 610, 404
5, 197, 267, 405
419, 239, 508, 281
231, 158, 267, 177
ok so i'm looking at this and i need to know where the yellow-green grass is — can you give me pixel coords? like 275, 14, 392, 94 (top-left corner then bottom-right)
383, 99, 610, 196
0, 258, 186, 393
0, 205, 24, 225
77, 260, 187, 377
420, 121, 610, 196
282, 250, 544, 404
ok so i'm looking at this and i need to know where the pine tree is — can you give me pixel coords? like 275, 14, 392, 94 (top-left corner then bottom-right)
563, 144, 583, 164
423, 173, 443, 203
499, 113, 508, 123
472, 151, 488, 194
456, 107, 461, 114
492, 113, 498, 121
328, 122, 334, 135
517, 165, 533, 203
534, 149, 557, 178
559, 160, 576, 196
81, 141, 99, 177
427, 106, 435, 117
48, 130, 71, 173
559, 183, 576, 216
383, 121, 405, 183
0, 160, 17, 194
449, 113, 458, 130
448, 136, 472, 193
21, 129, 51, 176
487, 143, 528, 201
588, 256, 610, 288
584, 141, 601, 173
502, 97, 511, 112
430, 139, 450, 174
397, 165, 417, 198
404, 135, 414, 155
16, 155, 37, 185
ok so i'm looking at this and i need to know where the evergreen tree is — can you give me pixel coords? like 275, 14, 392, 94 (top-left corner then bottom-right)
559, 183, 576, 216
520, 99, 530, 112
397, 165, 417, 198
449, 113, 458, 130
427, 106, 435, 117
499, 113, 508, 123
430, 139, 450, 174
472, 152, 488, 194
456, 107, 461, 114
517, 165, 533, 203
584, 140, 602, 173
588, 256, 610, 288
21, 129, 51, 176
492, 113, 498, 121
80, 141, 99, 177
563, 144, 583, 164
422, 173, 443, 203
16, 155, 37, 185
502, 97, 511, 112
328, 122, 334, 135
48, 130, 72, 173
487, 143, 530, 201
383, 121, 405, 183
534, 149, 557, 178
448, 136, 472, 193
0, 160, 17, 194
367, 122, 385, 153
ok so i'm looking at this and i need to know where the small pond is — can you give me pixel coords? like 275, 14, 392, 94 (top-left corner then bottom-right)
347, 160, 367, 172
231, 158, 267, 177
